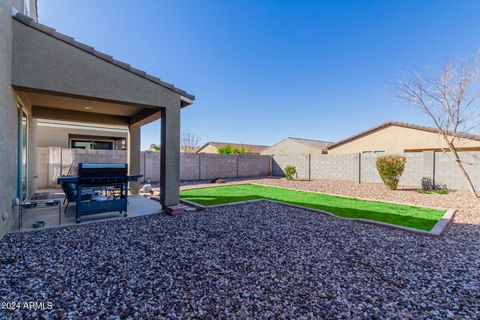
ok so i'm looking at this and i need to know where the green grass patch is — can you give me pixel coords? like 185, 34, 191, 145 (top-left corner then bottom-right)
180, 184, 446, 231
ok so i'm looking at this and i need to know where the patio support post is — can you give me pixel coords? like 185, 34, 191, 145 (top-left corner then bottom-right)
160, 106, 181, 209
128, 124, 141, 195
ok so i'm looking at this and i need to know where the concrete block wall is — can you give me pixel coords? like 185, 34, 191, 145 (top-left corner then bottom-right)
35, 148, 272, 188
360, 153, 426, 187
359, 154, 382, 184
35, 148, 480, 192
310, 154, 359, 181
142, 151, 161, 182
199, 154, 239, 180
180, 153, 199, 181
47, 147, 62, 185
34, 147, 49, 190
399, 152, 428, 187
238, 154, 271, 177
272, 155, 310, 178
271, 151, 480, 191
435, 151, 480, 191
46, 148, 128, 185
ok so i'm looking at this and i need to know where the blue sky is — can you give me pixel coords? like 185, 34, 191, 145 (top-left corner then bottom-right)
38, 0, 480, 150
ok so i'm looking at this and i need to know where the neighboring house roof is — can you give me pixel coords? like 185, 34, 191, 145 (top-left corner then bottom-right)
197, 142, 269, 154
12, 12, 195, 101
287, 137, 333, 150
327, 121, 480, 150
181, 146, 201, 153
261, 137, 332, 154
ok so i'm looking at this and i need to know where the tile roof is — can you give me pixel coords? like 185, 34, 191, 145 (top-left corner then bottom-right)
259, 137, 332, 154
328, 121, 480, 149
287, 137, 333, 150
12, 12, 195, 101
199, 142, 269, 154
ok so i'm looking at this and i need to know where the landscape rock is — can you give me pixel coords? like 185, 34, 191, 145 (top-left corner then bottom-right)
1, 196, 479, 318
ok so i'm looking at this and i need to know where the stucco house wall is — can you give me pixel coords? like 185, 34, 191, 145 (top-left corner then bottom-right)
328, 124, 480, 155
261, 138, 326, 155
36, 120, 128, 149
0, 0, 37, 238
0, 1, 194, 238
197, 144, 219, 154
197, 142, 268, 154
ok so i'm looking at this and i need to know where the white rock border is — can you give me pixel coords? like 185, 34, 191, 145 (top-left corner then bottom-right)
180, 184, 457, 236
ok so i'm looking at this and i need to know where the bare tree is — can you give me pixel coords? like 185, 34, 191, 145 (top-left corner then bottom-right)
181, 131, 201, 153
393, 53, 480, 197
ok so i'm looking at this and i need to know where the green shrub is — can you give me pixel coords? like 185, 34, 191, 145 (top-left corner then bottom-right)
217, 145, 233, 154
233, 146, 247, 154
376, 155, 406, 190
217, 145, 249, 154
149, 143, 161, 151
285, 165, 297, 180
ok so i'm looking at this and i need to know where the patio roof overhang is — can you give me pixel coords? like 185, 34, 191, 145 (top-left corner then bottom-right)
10, 12, 194, 207
10, 12, 194, 127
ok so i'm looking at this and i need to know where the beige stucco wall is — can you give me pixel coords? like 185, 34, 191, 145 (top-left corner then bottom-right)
198, 144, 264, 154
0, 0, 37, 238
36, 121, 128, 149
12, 20, 180, 110
328, 125, 480, 155
261, 139, 324, 155
198, 144, 220, 154
0, 0, 190, 232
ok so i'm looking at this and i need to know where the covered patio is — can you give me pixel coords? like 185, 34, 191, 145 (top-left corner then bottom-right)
10, 12, 194, 229
18, 193, 161, 232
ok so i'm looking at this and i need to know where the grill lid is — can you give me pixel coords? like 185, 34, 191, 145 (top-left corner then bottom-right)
78, 163, 128, 178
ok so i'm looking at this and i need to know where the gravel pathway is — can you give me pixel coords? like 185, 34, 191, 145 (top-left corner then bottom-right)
1, 195, 479, 318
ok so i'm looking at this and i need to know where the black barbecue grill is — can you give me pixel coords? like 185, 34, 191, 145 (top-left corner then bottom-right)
57, 163, 142, 223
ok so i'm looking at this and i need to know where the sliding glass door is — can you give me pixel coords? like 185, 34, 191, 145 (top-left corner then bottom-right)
17, 109, 28, 201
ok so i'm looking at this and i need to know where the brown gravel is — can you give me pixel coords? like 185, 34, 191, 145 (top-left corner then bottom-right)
1, 199, 479, 319
0, 178, 478, 318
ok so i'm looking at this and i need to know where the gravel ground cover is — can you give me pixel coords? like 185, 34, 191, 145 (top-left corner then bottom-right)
180, 184, 445, 231
1, 178, 478, 318
0, 200, 479, 319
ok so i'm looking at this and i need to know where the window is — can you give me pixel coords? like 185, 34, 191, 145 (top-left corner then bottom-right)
71, 140, 114, 150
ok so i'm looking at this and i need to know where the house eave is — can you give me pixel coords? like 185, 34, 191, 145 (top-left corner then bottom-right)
11, 11, 195, 102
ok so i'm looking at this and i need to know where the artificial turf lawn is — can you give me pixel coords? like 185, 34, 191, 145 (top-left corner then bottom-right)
180, 184, 446, 231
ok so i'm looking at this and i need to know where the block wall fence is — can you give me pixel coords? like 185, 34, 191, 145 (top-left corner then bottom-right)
272, 151, 480, 191
35, 148, 272, 189
35, 147, 480, 192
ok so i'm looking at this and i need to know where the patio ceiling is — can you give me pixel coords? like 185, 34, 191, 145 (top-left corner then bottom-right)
17, 90, 156, 126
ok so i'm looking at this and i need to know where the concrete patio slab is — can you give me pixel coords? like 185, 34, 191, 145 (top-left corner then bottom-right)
17, 195, 162, 232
